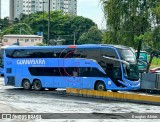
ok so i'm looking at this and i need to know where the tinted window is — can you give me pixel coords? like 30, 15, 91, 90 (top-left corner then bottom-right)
102, 48, 118, 58
118, 49, 136, 63
6, 48, 76, 58
73, 49, 86, 58
59, 48, 75, 58
6, 49, 56, 58
86, 48, 100, 60
99, 48, 122, 82
29, 67, 79, 76
28, 67, 105, 77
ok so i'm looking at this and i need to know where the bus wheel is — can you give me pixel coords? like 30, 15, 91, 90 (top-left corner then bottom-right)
22, 79, 32, 90
96, 82, 106, 91
33, 80, 43, 91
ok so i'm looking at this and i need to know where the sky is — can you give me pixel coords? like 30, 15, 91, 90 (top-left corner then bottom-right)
1, 0, 106, 29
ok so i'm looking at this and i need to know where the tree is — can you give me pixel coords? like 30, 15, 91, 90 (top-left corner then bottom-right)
0, 17, 10, 32
101, 0, 160, 70
2, 23, 33, 35
101, 0, 153, 47
0, 11, 97, 45
21, 11, 97, 44
78, 26, 102, 44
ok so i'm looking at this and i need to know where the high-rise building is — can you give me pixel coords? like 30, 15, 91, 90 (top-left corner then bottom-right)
9, 0, 77, 21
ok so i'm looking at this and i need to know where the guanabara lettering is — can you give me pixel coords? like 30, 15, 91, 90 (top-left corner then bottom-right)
17, 59, 45, 65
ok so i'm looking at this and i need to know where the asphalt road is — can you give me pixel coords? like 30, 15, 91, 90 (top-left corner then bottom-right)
0, 76, 160, 121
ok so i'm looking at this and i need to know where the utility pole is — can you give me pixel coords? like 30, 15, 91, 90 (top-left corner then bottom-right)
40, 1, 47, 43
47, 0, 51, 45
73, 32, 76, 45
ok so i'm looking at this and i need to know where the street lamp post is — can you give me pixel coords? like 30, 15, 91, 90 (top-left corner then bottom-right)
40, 1, 47, 40
48, 0, 51, 45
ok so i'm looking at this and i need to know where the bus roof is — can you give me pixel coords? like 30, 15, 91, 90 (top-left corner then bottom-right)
4, 44, 130, 50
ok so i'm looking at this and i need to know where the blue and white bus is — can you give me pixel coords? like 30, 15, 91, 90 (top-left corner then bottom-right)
4, 44, 140, 91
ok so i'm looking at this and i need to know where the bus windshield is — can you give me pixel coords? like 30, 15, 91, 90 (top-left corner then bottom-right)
117, 48, 139, 80
118, 49, 136, 63
123, 63, 139, 80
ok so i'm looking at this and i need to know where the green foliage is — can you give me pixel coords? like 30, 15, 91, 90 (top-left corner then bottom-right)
36, 43, 48, 46
150, 57, 160, 69
78, 26, 102, 44
2, 23, 33, 35
0, 11, 98, 45
101, 0, 160, 50
19, 11, 97, 45
101, 0, 160, 70
0, 17, 10, 33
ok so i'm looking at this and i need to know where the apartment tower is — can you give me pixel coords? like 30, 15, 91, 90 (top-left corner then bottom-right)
9, 0, 77, 21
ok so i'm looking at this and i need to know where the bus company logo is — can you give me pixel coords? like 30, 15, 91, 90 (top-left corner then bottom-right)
17, 59, 45, 65
58, 46, 82, 82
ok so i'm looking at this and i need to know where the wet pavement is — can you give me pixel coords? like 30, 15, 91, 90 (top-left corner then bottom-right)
0, 76, 160, 121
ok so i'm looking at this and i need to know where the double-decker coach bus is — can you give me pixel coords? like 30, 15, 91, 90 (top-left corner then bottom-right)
4, 44, 140, 91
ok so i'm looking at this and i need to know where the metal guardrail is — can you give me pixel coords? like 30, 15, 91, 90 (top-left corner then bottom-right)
140, 73, 160, 90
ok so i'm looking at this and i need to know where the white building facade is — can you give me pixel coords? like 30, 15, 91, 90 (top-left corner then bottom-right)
9, 0, 77, 21
2, 35, 43, 46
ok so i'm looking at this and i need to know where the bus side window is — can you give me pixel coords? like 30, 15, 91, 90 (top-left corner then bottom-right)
106, 64, 114, 74
102, 48, 118, 58
54, 49, 61, 58
90, 68, 106, 77
86, 49, 100, 60
73, 49, 86, 58
80, 68, 88, 77
73, 71, 78, 77
12, 50, 26, 58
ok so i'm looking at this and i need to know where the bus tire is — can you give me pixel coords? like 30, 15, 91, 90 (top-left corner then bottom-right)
95, 81, 106, 91
33, 80, 43, 91
22, 79, 32, 90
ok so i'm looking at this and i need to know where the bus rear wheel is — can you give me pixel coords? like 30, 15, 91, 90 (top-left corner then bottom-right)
33, 80, 43, 91
22, 79, 31, 90
95, 82, 106, 91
